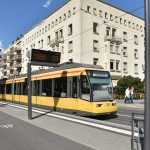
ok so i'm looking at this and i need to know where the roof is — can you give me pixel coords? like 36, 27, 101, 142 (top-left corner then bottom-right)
7, 62, 104, 80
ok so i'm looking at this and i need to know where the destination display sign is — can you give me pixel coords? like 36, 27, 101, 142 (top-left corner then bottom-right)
31, 49, 61, 63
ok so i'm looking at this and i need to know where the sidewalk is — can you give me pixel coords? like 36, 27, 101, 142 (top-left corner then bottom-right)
116, 99, 144, 109
0, 101, 134, 150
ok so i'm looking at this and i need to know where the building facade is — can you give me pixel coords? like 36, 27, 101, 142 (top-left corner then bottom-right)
1, 0, 145, 85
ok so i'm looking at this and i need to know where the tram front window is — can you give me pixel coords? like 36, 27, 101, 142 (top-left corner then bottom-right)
87, 70, 113, 101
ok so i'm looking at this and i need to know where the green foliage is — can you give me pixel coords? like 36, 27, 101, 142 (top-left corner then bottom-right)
114, 76, 144, 99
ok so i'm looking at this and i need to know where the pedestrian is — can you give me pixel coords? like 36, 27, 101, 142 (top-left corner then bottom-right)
130, 86, 134, 104
124, 87, 130, 103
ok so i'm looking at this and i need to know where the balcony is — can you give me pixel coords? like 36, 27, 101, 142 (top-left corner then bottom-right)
2, 69, 7, 73
13, 46, 22, 52
2, 54, 7, 60
7, 65, 14, 70
8, 50, 14, 56
1, 62, 7, 66
104, 35, 122, 44
7, 57, 14, 63
1, 75, 8, 79
50, 36, 64, 47
58, 37, 64, 43
13, 54, 22, 60
13, 63, 22, 68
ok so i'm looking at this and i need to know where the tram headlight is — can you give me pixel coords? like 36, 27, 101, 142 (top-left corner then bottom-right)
96, 104, 102, 107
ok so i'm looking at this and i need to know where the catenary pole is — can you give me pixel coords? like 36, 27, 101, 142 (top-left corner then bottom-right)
28, 63, 32, 120
144, 0, 150, 149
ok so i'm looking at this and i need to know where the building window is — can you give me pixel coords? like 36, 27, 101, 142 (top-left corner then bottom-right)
123, 47, 127, 57
68, 24, 73, 36
41, 39, 43, 48
116, 45, 120, 54
123, 62, 128, 72
45, 26, 47, 32
63, 14, 66, 20
59, 16, 62, 23
55, 19, 58, 25
93, 40, 99, 52
93, 8, 97, 16
134, 49, 138, 59
69, 59, 73, 63
68, 41, 73, 53
116, 60, 120, 71
59, 29, 63, 38
99, 10, 102, 18
52, 22, 54, 28
38, 41, 40, 48
68, 10, 71, 18
115, 16, 118, 23
87, 6, 91, 13
48, 24, 50, 30
123, 32, 128, 42
105, 12, 108, 20
93, 58, 98, 65
134, 64, 138, 74
73, 7, 76, 14
134, 35, 138, 45
128, 21, 131, 28
140, 26, 143, 32
124, 20, 127, 26
110, 44, 114, 53
133, 23, 135, 29
42, 28, 44, 34
110, 60, 115, 71
110, 14, 113, 21
112, 28, 116, 37
120, 18, 123, 24
55, 31, 59, 41
47, 35, 50, 45
93, 22, 99, 34
106, 27, 111, 36
136, 24, 139, 31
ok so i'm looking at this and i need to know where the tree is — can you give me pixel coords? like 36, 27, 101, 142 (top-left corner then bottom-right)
114, 76, 144, 99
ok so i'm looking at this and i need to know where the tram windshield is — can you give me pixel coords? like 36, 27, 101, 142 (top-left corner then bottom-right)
87, 70, 113, 101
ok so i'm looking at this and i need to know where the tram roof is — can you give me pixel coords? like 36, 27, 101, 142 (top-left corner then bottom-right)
7, 62, 104, 80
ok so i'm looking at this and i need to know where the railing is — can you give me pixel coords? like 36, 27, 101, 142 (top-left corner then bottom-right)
104, 35, 122, 44
131, 113, 144, 150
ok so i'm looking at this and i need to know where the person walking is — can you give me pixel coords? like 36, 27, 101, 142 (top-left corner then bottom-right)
124, 87, 130, 103
130, 86, 134, 104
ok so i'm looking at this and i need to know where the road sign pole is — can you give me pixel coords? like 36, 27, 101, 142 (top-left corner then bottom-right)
144, 0, 150, 149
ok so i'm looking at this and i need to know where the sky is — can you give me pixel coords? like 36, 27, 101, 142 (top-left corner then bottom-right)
0, 0, 144, 50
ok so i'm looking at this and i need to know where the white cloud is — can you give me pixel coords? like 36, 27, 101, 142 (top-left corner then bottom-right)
42, 0, 52, 8
0, 41, 3, 49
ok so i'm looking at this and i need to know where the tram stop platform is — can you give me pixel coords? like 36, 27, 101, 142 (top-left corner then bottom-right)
0, 101, 143, 150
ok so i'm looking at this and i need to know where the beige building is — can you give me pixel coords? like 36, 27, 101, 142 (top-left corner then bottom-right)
1, 0, 145, 85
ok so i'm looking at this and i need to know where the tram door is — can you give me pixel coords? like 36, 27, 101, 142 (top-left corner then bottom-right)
67, 76, 78, 113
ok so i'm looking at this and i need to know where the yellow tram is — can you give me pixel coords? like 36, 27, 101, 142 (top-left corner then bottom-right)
0, 63, 117, 116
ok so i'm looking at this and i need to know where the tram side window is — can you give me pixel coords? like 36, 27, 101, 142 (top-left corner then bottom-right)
41, 79, 52, 96
14, 83, 21, 95
81, 75, 90, 101
54, 77, 67, 97
23, 82, 27, 95
6, 84, 11, 94
72, 77, 77, 98
32, 80, 40, 96
18, 83, 21, 95
0, 85, 5, 94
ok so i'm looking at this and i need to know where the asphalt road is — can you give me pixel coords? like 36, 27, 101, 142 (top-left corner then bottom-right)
0, 111, 93, 150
